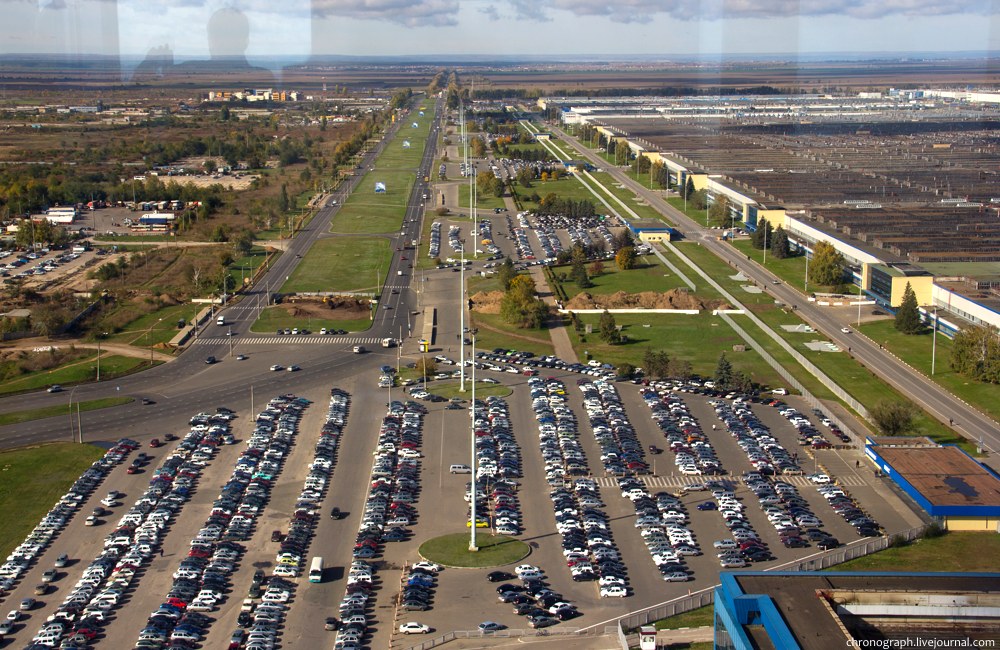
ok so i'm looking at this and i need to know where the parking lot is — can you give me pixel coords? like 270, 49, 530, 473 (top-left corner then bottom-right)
0, 350, 922, 649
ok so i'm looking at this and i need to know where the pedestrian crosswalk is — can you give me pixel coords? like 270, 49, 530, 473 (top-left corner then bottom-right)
193, 336, 387, 346
591, 474, 867, 489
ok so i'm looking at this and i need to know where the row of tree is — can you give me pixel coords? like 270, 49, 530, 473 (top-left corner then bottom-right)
749, 220, 791, 258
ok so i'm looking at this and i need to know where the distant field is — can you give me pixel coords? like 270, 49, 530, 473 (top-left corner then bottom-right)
551, 261, 688, 299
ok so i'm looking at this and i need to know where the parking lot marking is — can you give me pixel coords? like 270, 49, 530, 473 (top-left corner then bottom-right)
591, 474, 866, 488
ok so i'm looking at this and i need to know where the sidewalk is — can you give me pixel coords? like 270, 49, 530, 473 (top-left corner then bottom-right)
528, 265, 579, 363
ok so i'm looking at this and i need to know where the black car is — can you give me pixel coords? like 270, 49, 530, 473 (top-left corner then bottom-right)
330, 508, 344, 520
205, 356, 216, 364
487, 571, 515, 583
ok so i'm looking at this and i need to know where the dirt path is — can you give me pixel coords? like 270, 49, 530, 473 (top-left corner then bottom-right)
528, 265, 579, 363
0, 337, 175, 362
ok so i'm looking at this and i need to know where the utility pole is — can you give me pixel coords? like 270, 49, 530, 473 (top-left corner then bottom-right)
468, 328, 479, 552
931, 306, 938, 375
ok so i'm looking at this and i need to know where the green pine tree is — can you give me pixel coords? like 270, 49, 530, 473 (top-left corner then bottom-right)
894, 282, 923, 334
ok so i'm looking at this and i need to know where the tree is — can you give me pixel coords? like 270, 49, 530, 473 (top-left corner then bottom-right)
870, 400, 915, 436
950, 324, 1000, 384
615, 246, 637, 271
708, 195, 731, 228
611, 228, 634, 251
667, 358, 693, 379
599, 310, 621, 344
203, 159, 217, 175
500, 274, 548, 329
809, 241, 845, 286
751, 220, 773, 250
470, 137, 486, 158
570, 258, 592, 288
682, 177, 695, 201
616, 362, 636, 379
497, 257, 516, 291
516, 166, 533, 188
232, 229, 254, 257
416, 356, 437, 377
894, 282, 923, 334
588, 259, 605, 277
643, 348, 670, 380
770, 226, 790, 259
714, 353, 734, 390
278, 184, 290, 213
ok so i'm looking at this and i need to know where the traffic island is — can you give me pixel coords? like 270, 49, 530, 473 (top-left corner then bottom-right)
418, 533, 529, 568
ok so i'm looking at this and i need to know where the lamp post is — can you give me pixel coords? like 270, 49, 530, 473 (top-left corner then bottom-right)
68, 386, 78, 443
468, 327, 479, 552
459, 237, 466, 392
931, 306, 938, 375
95, 333, 108, 382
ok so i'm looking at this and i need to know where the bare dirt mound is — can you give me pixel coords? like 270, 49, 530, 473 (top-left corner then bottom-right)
470, 290, 505, 314
277, 296, 370, 320
565, 289, 731, 311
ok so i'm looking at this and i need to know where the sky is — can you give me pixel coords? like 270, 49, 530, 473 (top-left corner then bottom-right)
1, 0, 998, 60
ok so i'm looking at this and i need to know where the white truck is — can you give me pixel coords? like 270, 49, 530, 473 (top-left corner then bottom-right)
381, 338, 394, 348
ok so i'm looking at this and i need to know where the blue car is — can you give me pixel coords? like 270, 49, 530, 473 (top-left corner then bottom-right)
696, 502, 718, 511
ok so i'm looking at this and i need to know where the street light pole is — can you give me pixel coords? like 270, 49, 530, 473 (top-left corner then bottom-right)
931, 306, 938, 375
469, 328, 478, 552
459, 237, 466, 392
68, 386, 78, 442
96, 337, 101, 382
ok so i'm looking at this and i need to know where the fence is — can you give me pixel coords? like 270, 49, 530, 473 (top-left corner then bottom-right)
611, 524, 929, 649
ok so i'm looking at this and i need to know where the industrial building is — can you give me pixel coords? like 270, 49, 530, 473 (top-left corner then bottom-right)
864, 437, 1000, 531
714, 571, 1000, 650
550, 95, 1000, 334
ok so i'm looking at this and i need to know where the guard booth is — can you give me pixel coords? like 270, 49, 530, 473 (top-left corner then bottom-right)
419, 338, 429, 353
639, 625, 657, 650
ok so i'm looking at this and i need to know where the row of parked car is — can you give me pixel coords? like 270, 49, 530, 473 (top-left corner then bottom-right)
580, 380, 649, 477
816, 484, 882, 538
514, 214, 538, 261
33, 422, 222, 649
744, 473, 840, 551
132, 398, 305, 650
715, 398, 803, 477
447, 225, 463, 253
707, 485, 773, 569
642, 389, 723, 477
356, 400, 426, 561
619, 475, 700, 582
471, 397, 523, 536
428, 221, 441, 258
0, 439, 133, 602
491, 564, 580, 628
272, 390, 348, 579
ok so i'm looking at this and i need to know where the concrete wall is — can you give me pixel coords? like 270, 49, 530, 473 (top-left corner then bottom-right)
944, 516, 1000, 532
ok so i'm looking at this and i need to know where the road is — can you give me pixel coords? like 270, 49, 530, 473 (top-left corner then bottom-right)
548, 122, 1000, 458
0, 97, 444, 450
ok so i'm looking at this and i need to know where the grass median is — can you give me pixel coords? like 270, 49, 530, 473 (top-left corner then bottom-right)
419, 533, 530, 568
0, 443, 107, 558
0, 397, 134, 427
0, 354, 153, 396
280, 237, 392, 294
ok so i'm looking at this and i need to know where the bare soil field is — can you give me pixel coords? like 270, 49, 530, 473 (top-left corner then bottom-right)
277, 295, 370, 320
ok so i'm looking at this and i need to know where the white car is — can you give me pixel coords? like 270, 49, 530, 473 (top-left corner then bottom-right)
808, 473, 831, 485
411, 561, 440, 573
841, 327, 851, 334
399, 622, 430, 634
600, 585, 628, 598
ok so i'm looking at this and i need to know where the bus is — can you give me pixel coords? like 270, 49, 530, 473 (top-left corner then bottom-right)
308, 556, 324, 583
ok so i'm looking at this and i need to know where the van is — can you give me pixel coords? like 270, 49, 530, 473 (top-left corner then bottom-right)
216, 315, 225, 326
353, 345, 365, 354
449, 464, 472, 474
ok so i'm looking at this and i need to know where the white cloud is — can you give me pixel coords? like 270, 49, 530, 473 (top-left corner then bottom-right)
480, 4, 500, 21
506, 0, 996, 22
312, 0, 460, 27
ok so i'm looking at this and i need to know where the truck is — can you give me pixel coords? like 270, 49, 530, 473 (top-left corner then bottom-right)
381, 338, 395, 348
217, 315, 225, 326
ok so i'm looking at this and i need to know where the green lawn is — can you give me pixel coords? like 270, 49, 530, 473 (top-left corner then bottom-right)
419, 533, 530, 568
458, 184, 507, 210
672, 242, 967, 448
426, 381, 513, 400
228, 247, 273, 290
518, 177, 602, 206
0, 397, 134, 426
589, 171, 676, 224
0, 443, 107, 558
470, 311, 555, 357
551, 261, 688, 300
565, 311, 787, 388
0, 355, 152, 396
280, 237, 391, 294
654, 606, 713, 630
730, 239, 845, 294
829, 531, 1000, 573
330, 105, 433, 235
858, 320, 1000, 424
250, 307, 372, 334
103, 303, 203, 348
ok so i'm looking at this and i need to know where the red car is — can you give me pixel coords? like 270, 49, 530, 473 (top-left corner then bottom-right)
149, 438, 161, 448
